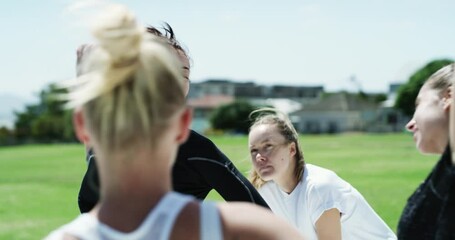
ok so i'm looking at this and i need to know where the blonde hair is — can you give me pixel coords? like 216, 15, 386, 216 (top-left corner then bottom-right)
248, 108, 305, 188
425, 63, 455, 95
64, 5, 185, 152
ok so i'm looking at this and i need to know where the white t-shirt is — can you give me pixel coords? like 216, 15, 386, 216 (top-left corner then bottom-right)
45, 192, 222, 240
258, 164, 397, 240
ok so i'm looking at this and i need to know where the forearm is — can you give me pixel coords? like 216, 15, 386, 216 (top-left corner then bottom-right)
219, 203, 304, 240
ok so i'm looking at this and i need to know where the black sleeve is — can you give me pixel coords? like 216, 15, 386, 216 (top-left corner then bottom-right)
78, 132, 269, 212
183, 131, 269, 209
77, 149, 100, 213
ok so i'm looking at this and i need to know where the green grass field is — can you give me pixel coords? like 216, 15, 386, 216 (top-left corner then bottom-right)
0, 133, 436, 239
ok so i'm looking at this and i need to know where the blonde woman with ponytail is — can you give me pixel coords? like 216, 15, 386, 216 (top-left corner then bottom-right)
248, 108, 396, 240
398, 63, 455, 239
45, 4, 303, 240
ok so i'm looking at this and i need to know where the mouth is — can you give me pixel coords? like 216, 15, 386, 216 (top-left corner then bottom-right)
259, 165, 273, 173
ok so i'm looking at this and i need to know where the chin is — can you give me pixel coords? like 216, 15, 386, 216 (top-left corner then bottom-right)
418, 144, 443, 155
259, 173, 274, 182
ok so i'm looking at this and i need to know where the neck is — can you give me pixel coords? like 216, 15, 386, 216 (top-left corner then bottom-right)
94, 149, 173, 232
275, 158, 300, 194
276, 174, 299, 194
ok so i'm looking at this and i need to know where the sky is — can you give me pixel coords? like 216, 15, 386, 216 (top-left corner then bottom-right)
1, 0, 455, 101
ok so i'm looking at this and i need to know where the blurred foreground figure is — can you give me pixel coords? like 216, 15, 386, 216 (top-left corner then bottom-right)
45, 4, 303, 240
76, 21, 269, 214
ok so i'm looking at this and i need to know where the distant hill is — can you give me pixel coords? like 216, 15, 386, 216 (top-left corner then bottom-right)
0, 93, 32, 128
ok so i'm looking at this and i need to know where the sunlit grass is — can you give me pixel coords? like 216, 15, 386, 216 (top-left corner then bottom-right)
0, 133, 436, 239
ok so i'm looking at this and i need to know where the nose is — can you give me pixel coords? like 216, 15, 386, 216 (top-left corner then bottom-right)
406, 119, 416, 132
255, 152, 267, 163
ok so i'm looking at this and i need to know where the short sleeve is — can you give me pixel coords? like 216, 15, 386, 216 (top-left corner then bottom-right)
308, 171, 354, 225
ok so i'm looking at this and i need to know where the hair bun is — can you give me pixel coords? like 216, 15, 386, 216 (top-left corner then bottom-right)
91, 4, 143, 66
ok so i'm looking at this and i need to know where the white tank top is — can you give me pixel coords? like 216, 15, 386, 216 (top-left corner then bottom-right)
45, 192, 222, 240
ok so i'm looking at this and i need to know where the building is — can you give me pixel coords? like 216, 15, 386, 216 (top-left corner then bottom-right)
371, 83, 409, 132
187, 95, 235, 133
188, 79, 324, 133
290, 92, 379, 134
189, 80, 324, 101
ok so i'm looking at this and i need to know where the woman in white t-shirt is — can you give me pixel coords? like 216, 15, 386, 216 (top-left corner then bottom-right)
248, 108, 397, 240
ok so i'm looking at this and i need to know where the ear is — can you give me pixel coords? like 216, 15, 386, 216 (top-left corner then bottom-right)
289, 142, 297, 158
443, 86, 453, 112
73, 108, 91, 145
175, 107, 193, 144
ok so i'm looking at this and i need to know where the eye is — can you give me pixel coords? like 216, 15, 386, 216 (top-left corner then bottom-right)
265, 144, 274, 150
250, 149, 258, 156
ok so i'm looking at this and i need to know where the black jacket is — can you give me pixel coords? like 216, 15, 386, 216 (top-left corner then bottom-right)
78, 130, 269, 212
398, 145, 455, 239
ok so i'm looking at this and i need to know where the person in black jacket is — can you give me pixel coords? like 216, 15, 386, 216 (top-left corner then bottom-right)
398, 63, 455, 239
77, 24, 269, 213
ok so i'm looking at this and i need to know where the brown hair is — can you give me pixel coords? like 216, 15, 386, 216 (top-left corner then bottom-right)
248, 108, 305, 188
77, 23, 190, 77
146, 23, 191, 67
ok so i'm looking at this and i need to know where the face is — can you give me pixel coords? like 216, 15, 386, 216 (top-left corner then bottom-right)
176, 49, 190, 96
406, 85, 449, 154
249, 124, 296, 183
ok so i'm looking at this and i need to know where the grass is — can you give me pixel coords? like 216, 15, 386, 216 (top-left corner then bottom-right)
0, 133, 436, 239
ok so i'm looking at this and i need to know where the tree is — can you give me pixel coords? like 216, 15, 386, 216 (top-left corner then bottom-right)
395, 59, 453, 116
13, 83, 75, 143
0, 126, 15, 145
14, 105, 41, 142
210, 100, 257, 134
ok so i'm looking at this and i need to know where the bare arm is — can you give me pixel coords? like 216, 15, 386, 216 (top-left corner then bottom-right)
218, 202, 304, 240
315, 208, 342, 240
